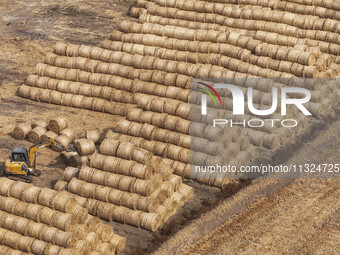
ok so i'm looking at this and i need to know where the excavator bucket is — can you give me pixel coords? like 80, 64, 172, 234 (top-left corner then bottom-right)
55, 140, 68, 151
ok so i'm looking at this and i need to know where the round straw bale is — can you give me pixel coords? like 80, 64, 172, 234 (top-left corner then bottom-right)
96, 243, 115, 255
92, 98, 106, 112
81, 182, 97, 198
121, 193, 141, 210
115, 159, 134, 176
44, 244, 62, 255
169, 175, 182, 191
54, 180, 68, 191
178, 184, 194, 199
103, 156, 121, 173
75, 138, 96, 156
124, 209, 143, 228
18, 85, 31, 98
27, 126, 46, 143
78, 166, 96, 182
9, 181, 31, 199
85, 129, 100, 144
0, 178, 16, 196
94, 186, 111, 203
25, 204, 44, 222
53, 192, 77, 213
107, 189, 124, 205
31, 120, 48, 129
22, 185, 41, 203
74, 240, 91, 253
71, 95, 84, 108
92, 170, 106, 185
29, 88, 41, 101
26, 74, 39, 86
130, 164, 152, 180
54, 42, 68, 56
25, 221, 43, 238
54, 135, 72, 151
12, 200, 29, 218
60, 128, 75, 140
72, 204, 88, 224
81, 97, 94, 110
49, 90, 63, 105
68, 177, 83, 195
31, 239, 49, 255
39, 89, 52, 103
134, 179, 154, 196
131, 147, 152, 164
140, 111, 154, 124
96, 202, 115, 222
140, 212, 161, 231
85, 232, 101, 250
89, 153, 106, 169
151, 189, 167, 204
17, 235, 35, 251
69, 154, 85, 167
63, 167, 80, 182
40, 130, 58, 141
38, 188, 57, 207
127, 108, 143, 122
109, 234, 126, 253
116, 141, 135, 159
49, 117, 68, 134
110, 206, 128, 224
41, 227, 58, 243
118, 176, 135, 192
12, 123, 32, 140
2, 230, 21, 250
0, 197, 17, 214
263, 134, 282, 150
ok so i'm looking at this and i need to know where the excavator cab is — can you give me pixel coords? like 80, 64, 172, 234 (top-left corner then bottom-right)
5, 147, 34, 182
11, 147, 29, 163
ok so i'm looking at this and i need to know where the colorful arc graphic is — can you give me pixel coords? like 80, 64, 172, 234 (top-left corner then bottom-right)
197, 82, 223, 106
198, 87, 217, 106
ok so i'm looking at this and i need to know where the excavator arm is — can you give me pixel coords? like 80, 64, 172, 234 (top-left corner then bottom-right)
28, 138, 66, 168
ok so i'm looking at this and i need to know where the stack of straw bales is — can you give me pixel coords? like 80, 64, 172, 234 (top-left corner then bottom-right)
12, 117, 72, 148
12, 118, 100, 167
0, 178, 126, 254
17, 0, 340, 189
54, 139, 194, 231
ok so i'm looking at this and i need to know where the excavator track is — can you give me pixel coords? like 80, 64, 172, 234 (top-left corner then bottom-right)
0, 162, 33, 183
1, 173, 33, 183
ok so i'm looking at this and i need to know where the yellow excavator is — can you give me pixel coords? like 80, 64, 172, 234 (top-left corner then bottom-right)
1, 138, 67, 183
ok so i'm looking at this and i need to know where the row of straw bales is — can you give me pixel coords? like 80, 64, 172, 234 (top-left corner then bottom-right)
0, 178, 126, 254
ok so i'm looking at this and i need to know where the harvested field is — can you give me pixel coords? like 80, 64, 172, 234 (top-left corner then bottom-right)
0, 0, 339, 254
154, 120, 340, 255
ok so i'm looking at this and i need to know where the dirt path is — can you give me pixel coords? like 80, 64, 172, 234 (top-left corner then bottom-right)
153, 119, 340, 255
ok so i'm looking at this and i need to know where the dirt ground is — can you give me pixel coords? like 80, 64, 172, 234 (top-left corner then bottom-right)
1, 1, 339, 254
